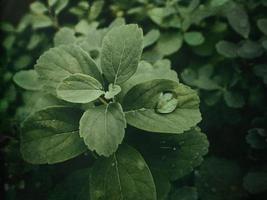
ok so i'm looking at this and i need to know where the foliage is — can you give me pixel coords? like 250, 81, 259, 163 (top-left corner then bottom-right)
1, 0, 267, 199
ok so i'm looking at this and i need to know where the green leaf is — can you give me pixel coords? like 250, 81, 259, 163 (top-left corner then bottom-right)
48, 0, 69, 15
225, 3, 250, 38
195, 157, 245, 200
210, 0, 230, 7
184, 31, 205, 46
21, 106, 87, 164
237, 40, 263, 59
49, 168, 90, 200
143, 29, 160, 48
155, 32, 183, 56
181, 65, 221, 90
31, 14, 53, 29
143, 128, 209, 180
90, 144, 157, 200
123, 79, 201, 134
104, 84, 121, 99
30, 2, 48, 14
57, 73, 104, 103
54, 27, 76, 46
35, 44, 102, 95
257, 18, 267, 35
216, 40, 238, 58
120, 60, 178, 100
79, 103, 126, 156
223, 90, 245, 108
13, 70, 42, 91
243, 171, 267, 194
101, 24, 143, 84
170, 187, 198, 200
89, 0, 104, 20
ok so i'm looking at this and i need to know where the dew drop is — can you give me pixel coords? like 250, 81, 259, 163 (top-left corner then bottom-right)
137, 160, 145, 170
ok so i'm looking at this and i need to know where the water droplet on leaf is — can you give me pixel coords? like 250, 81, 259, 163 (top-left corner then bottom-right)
156, 92, 178, 114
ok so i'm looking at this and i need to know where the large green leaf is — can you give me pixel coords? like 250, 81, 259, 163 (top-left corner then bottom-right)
79, 102, 126, 157
21, 106, 87, 164
49, 168, 90, 200
100, 24, 143, 84
119, 60, 178, 100
57, 73, 104, 103
35, 44, 102, 95
143, 128, 209, 180
123, 79, 201, 134
90, 144, 156, 200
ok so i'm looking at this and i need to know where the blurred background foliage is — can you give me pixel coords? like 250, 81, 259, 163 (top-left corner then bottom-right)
1, 0, 267, 199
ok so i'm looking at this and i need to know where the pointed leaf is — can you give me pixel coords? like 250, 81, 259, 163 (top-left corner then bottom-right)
21, 106, 87, 164
123, 79, 201, 134
90, 144, 156, 200
35, 44, 102, 95
101, 24, 143, 84
79, 102, 126, 156
57, 73, 104, 103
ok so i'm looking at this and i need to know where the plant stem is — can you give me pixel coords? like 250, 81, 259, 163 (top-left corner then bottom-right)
99, 96, 108, 105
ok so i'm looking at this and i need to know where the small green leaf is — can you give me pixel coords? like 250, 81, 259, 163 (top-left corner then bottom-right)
156, 92, 178, 114
31, 14, 53, 29
237, 40, 263, 59
225, 3, 250, 38
155, 32, 183, 56
54, 27, 76, 46
35, 44, 102, 95
143, 29, 160, 48
216, 40, 238, 58
104, 84, 121, 99
30, 2, 48, 14
48, 0, 69, 15
223, 90, 245, 108
57, 73, 104, 103
257, 18, 267, 35
90, 144, 157, 200
123, 80, 201, 134
184, 31, 205, 46
21, 106, 87, 164
89, 0, 104, 20
13, 70, 42, 91
79, 103, 126, 156
101, 24, 143, 84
